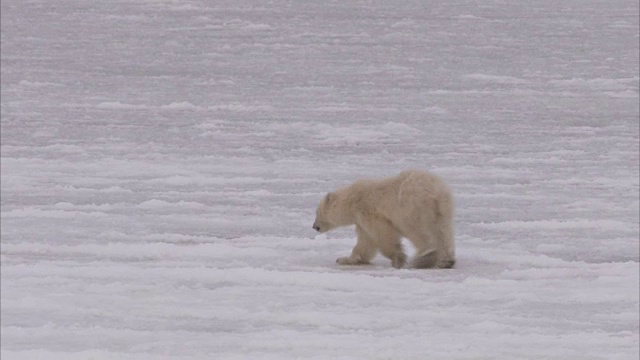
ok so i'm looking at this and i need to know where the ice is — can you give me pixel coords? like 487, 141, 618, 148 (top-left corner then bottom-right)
160, 101, 201, 110
1, 0, 639, 359
464, 74, 530, 85
96, 102, 150, 110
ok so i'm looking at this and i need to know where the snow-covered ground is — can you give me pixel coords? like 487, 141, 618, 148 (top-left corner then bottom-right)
1, 0, 639, 359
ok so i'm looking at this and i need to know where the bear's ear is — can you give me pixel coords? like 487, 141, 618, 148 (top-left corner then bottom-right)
325, 192, 333, 204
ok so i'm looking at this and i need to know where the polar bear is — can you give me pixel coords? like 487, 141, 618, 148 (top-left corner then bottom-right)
313, 170, 455, 269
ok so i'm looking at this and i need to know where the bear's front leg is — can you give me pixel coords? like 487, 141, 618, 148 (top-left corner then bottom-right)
380, 241, 407, 269
362, 217, 406, 269
336, 225, 377, 266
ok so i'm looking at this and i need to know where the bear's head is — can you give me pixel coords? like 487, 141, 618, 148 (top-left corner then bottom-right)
312, 192, 339, 233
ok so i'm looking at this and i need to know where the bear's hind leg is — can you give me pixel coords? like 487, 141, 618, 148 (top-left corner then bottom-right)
406, 227, 454, 269
412, 248, 438, 269
405, 229, 439, 269
434, 203, 456, 268
336, 225, 377, 265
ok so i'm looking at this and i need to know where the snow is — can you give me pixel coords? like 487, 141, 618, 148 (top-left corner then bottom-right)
1, 0, 639, 359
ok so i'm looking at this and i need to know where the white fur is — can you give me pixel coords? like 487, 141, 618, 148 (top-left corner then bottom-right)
313, 170, 455, 269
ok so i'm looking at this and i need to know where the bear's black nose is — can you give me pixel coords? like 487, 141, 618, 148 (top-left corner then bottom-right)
313, 225, 320, 231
